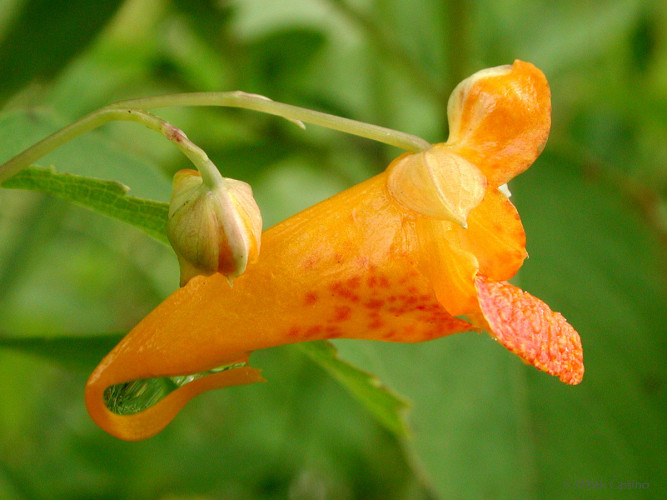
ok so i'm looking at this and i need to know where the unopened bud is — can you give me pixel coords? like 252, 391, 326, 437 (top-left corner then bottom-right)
167, 169, 262, 286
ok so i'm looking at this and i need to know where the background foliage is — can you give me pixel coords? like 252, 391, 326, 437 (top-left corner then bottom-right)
0, 0, 665, 498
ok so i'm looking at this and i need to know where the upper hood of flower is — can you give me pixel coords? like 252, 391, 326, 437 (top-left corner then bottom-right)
385, 60, 550, 231
446, 60, 551, 187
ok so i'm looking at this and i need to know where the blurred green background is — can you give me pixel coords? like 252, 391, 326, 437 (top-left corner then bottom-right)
0, 0, 665, 498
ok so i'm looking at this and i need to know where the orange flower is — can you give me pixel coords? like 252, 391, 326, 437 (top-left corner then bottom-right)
86, 60, 583, 441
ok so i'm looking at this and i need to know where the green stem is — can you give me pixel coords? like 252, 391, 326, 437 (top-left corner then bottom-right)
112, 91, 432, 152
0, 91, 431, 184
0, 107, 224, 187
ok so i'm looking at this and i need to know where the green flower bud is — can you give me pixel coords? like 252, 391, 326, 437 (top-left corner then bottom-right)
167, 169, 262, 286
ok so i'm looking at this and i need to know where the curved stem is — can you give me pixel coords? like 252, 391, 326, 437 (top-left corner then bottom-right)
111, 91, 432, 152
0, 91, 431, 184
0, 107, 224, 187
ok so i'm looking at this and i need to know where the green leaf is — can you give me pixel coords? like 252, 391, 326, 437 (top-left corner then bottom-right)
0, 333, 123, 373
335, 335, 537, 497
1, 166, 170, 244
0, 0, 125, 103
297, 340, 410, 438
511, 157, 666, 497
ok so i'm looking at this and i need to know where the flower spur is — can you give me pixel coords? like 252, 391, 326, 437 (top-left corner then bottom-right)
85, 60, 583, 441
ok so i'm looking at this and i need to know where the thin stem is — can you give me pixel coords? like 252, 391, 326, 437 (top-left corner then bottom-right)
111, 91, 432, 152
0, 107, 224, 187
153, 118, 225, 188
0, 92, 431, 184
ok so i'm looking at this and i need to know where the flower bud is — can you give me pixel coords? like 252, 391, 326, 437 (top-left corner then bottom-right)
166, 169, 262, 286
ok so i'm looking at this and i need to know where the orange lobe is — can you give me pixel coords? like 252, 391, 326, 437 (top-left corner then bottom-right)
474, 275, 584, 385
461, 188, 527, 281
446, 60, 551, 187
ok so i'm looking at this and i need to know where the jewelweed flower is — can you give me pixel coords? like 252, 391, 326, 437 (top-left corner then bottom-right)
86, 60, 583, 441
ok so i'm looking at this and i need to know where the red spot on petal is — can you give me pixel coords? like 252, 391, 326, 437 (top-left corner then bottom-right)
329, 281, 360, 303
325, 325, 343, 338
367, 312, 384, 330
286, 326, 301, 339
365, 299, 384, 310
304, 291, 319, 306
347, 276, 362, 289
302, 255, 320, 269
332, 306, 352, 322
305, 325, 323, 338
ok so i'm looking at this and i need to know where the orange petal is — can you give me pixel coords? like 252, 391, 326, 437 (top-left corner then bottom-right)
416, 217, 480, 316
85, 358, 264, 441
414, 187, 527, 316
474, 275, 583, 384
461, 188, 527, 281
446, 60, 551, 187
87, 173, 474, 440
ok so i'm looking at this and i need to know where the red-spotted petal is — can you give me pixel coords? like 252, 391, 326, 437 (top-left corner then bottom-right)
474, 275, 583, 384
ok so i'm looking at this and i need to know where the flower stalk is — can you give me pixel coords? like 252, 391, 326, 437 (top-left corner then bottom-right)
110, 91, 432, 152
0, 107, 223, 188
0, 91, 431, 185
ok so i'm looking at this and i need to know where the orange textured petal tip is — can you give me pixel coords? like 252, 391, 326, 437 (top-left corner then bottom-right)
474, 275, 584, 385
446, 60, 551, 187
